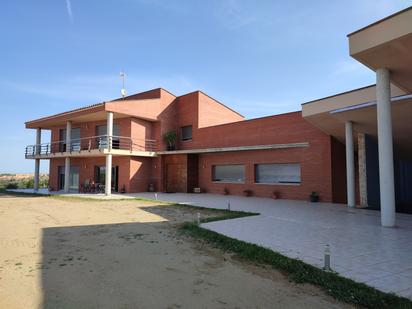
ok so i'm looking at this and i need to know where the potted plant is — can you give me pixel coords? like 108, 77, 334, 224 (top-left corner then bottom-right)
223, 187, 230, 195
310, 191, 319, 202
272, 191, 280, 199
163, 131, 177, 151
243, 189, 253, 197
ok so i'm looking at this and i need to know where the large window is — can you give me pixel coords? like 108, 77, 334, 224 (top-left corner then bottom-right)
59, 128, 80, 151
255, 163, 301, 184
96, 124, 120, 149
181, 125, 192, 141
212, 165, 245, 183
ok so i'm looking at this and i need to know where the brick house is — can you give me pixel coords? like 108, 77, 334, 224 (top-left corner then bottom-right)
25, 7, 412, 227
25, 88, 345, 203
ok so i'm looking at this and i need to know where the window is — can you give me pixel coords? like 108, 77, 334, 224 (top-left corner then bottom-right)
255, 163, 301, 184
59, 128, 80, 151
181, 125, 192, 141
96, 124, 120, 149
212, 165, 245, 183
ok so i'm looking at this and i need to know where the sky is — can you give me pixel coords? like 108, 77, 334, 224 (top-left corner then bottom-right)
0, 0, 410, 173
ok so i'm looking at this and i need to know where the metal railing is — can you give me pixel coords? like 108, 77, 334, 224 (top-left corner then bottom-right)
25, 135, 157, 158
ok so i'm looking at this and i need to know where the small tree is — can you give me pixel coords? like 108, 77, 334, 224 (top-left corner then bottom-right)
163, 131, 177, 150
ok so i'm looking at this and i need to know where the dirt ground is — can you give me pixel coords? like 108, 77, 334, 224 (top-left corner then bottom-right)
0, 194, 353, 309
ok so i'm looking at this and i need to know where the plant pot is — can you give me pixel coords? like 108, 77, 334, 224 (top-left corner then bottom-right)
243, 190, 252, 197
310, 195, 319, 203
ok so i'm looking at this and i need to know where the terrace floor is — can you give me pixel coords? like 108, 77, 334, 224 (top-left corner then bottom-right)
9, 189, 412, 299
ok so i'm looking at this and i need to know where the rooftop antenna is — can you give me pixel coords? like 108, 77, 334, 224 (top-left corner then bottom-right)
120, 71, 126, 98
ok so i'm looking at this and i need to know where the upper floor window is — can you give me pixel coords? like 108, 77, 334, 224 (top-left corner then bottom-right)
255, 163, 301, 184
181, 125, 192, 141
96, 124, 120, 149
59, 127, 80, 151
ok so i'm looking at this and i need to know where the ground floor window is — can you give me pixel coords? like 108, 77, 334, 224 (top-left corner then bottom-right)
212, 165, 245, 183
57, 166, 79, 190
255, 163, 301, 184
58, 166, 65, 190
95, 165, 119, 191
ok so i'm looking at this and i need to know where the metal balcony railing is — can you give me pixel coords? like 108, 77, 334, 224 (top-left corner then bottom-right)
25, 135, 157, 158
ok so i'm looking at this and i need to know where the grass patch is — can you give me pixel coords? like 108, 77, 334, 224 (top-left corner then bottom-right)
180, 222, 412, 309
168, 203, 258, 223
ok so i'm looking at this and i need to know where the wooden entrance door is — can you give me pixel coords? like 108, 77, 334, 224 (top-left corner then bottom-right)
166, 164, 186, 193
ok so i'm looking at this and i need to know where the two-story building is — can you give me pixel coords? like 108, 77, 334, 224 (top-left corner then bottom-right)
25, 88, 336, 202
25, 7, 412, 227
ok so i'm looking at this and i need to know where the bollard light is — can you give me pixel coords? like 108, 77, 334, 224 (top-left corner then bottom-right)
154, 193, 158, 200
323, 244, 332, 271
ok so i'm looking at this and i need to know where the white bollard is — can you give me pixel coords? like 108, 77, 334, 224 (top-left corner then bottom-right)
154, 193, 158, 200
323, 244, 332, 271
197, 212, 201, 225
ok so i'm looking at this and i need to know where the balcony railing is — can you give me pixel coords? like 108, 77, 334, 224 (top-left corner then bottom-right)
25, 135, 157, 158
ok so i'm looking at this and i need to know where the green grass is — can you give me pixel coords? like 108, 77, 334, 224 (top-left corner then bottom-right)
180, 221, 412, 309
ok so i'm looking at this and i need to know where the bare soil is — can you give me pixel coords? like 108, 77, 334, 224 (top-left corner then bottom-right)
0, 194, 353, 309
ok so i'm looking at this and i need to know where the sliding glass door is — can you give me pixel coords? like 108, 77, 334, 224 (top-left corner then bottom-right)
95, 165, 119, 191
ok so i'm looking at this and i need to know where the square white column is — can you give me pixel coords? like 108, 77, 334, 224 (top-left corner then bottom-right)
64, 121, 72, 193
105, 112, 113, 195
34, 128, 41, 191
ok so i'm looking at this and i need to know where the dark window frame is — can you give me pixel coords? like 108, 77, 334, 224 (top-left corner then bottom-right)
181, 125, 193, 141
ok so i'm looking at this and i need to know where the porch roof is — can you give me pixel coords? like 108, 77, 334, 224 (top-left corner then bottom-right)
25, 88, 175, 129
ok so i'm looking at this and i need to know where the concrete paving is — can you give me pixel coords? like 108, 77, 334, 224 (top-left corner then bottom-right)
132, 192, 412, 300
8, 189, 412, 299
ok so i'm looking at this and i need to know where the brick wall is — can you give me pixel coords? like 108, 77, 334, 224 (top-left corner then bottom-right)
198, 144, 333, 202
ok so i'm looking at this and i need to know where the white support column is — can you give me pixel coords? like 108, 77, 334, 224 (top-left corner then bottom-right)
376, 68, 396, 227
105, 112, 113, 196
34, 128, 41, 191
345, 121, 356, 208
64, 121, 72, 193
358, 133, 368, 207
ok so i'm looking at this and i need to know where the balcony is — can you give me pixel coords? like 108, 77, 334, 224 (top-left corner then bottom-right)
25, 135, 157, 159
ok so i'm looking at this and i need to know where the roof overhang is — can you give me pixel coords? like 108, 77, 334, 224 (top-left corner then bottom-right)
348, 6, 412, 92
302, 88, 412, 158
25, 98, 164, 129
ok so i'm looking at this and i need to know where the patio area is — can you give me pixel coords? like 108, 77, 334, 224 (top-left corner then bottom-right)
7, 189, 412, 299
133, 192, 412, 300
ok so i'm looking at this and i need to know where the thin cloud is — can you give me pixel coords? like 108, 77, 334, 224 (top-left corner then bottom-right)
66, 0, 73, 24
214, 0, 256, 30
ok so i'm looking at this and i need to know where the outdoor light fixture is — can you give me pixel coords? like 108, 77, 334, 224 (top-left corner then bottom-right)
323, 244, 332, 271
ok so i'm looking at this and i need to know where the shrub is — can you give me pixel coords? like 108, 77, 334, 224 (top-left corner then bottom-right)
6, 182, 18, 189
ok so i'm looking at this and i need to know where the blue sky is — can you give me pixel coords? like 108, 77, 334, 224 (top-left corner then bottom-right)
0, 0, 410, 173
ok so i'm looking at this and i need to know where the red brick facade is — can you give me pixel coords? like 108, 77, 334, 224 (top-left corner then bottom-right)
43, 88, 347, 203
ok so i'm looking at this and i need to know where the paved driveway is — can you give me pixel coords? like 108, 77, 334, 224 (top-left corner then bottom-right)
134, 192, 412, 299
